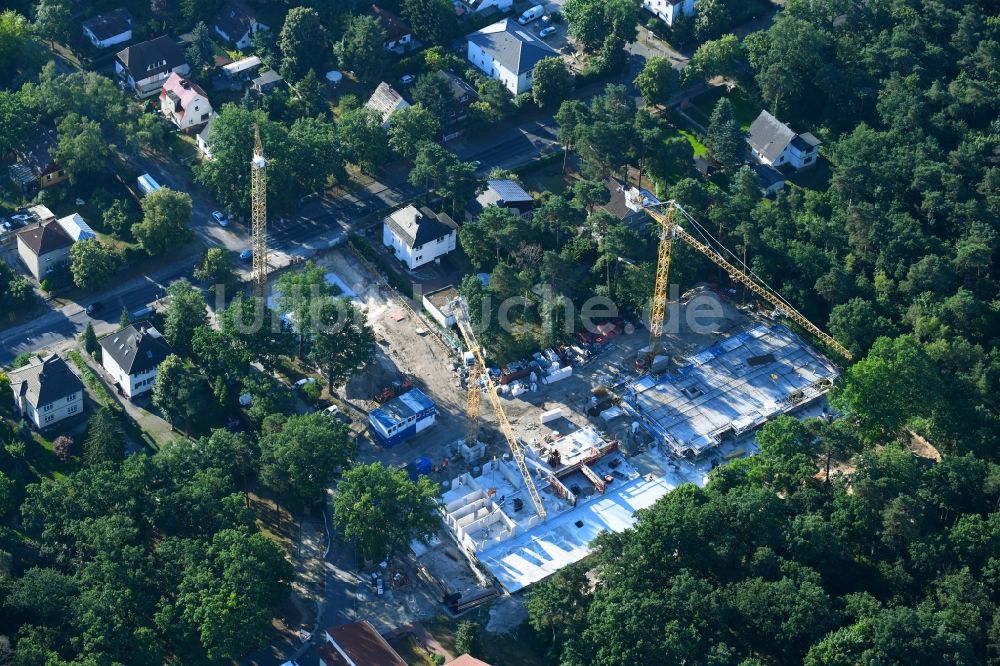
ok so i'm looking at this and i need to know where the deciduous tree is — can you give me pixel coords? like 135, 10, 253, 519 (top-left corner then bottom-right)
258, 411, 354, 504
69, 239, 118, 290
334, 16, 388, 85
532, 57, 573, 109
133, 188, 193, 255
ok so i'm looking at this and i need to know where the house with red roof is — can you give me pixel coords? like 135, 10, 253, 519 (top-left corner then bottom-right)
159, 73, 213, 132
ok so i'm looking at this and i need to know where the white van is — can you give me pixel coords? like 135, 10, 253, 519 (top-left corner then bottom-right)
518, 5, 545, 24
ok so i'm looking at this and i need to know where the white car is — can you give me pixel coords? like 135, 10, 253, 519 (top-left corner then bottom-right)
539, 26, 557, 38
401, 74, 415, 85
212, 210, 228, 226
295, 377, 318, 388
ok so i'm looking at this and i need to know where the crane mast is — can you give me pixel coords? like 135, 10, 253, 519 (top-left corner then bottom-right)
251, 125, 268, 298
642, 201, 852, 362
452, 299, 547, 520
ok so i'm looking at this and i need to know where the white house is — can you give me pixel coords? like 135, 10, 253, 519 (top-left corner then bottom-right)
371, 5, 412, 51
16, 220, 73, 281
466, 20, 558, 95
116, 36, 190, 98
746, 110, 821, 170
459, 0, 513, 14
159, 72, 212, 131
196, 114, 218, 158
213, 0, 269, 50
365, 82, 410, 126
383, 205, 457, 270
8, 354, 84, 429
81, 8, 133, 49
642, 0, 698, 26
99, 324, 172, 400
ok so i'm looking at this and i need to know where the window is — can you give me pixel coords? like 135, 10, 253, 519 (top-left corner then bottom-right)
43, 403, 53, 412
67, 393, 76, 401
44, 414, 54, 424
67, 405, 78, 415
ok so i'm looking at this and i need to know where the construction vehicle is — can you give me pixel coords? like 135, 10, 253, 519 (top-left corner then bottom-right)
452, 298, 548, 520
637, 200, 852, 369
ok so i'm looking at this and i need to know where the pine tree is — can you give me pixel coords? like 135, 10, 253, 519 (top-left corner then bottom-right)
119, 307, 130, 330
706, 98, 744, 169
84, 407, 125, 467
82, 321, 100, 360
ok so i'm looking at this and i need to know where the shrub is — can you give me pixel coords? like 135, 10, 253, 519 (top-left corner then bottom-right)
52, 435, 75, 461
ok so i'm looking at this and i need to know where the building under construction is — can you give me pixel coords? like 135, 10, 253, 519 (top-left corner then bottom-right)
619, 323, 839, 458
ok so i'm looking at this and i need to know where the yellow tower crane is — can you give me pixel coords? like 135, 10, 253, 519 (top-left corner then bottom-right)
641, 201, 852, 365
452, 298, 548, 520
251, 125, 269, 297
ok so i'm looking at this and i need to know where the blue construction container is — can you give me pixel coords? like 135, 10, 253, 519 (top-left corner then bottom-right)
368, 388, 437, 447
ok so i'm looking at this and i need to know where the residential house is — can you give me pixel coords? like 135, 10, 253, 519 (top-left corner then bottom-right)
318, 621, 406, 666
99, 324, 172, 400
746, 110, 821, 170
8, 354, 84, 429
460, 0, 513, 14
196, 114, 218, 158
16, 220, 73, 281
116, 35, 190, 98
159, 72, 212, 131
383, 204, 457, 270
434, 70, 478, 122
221, 55, 262, 80
366, 82, 410, 126
371, 5, 413, 51
81, 8, 133, 48
642, 0, 698, 26
468, 179, 534, 218
466, 20, 558, 95
252, 70, 285, 94
213, 0, 269, 50
8, 129, 66, 192
55, 213, 96, 241
750, 163, 786, 196
599, 178, 661, 227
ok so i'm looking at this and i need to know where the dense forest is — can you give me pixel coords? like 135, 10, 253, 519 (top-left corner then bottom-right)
525, 2, 1000, 663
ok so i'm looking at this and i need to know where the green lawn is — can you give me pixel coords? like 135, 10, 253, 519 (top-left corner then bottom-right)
690, 87, 761, 132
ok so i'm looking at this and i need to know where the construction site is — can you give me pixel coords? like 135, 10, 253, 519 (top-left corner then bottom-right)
302, 201, 846, 621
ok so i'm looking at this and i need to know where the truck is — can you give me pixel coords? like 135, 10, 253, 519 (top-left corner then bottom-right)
517, 4, 544, 24
136, 173, 162, 197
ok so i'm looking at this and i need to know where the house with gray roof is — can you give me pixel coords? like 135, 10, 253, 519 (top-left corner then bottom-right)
82, 8, 133, 49
99, 324, 172, 399
382, 205, 457, 270
213, 0, 269, 50
8, 354, 84, 429
466, 19, 558, 95
746, 110, 821, 170
115, 35, 190, 98
468, 179, 534, 218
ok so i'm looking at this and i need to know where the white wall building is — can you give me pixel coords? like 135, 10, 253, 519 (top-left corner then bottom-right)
159, 72, 212, 131
466, 20, 558, 95
115, 36, 190, 98
382, 205, 457, 270
8, 354, 84, 429
642, 0, 698, 26
746, 110, 822, 170
99, 324, 172, 400
213, 0, 269, 50
81, 8, 133, 48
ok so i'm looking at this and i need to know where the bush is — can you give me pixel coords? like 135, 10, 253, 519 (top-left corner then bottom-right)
454, 621, 481, 658
12, 352, 32, 369
302, 381, 322, 403
52, 435, 75, 462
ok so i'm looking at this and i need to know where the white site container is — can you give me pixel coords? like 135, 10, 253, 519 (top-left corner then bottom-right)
540, 408, 562, 424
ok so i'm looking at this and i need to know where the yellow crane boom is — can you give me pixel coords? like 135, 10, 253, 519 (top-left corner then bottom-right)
643, 201, 853, 362
251, 125, 268, 297
452, 299, 547, 520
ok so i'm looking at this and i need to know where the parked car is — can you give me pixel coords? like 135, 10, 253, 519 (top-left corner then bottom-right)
1, 220, 11, 232
294, 377, 317, 388
85, 301, 102, 315
11, 213, 32, 225
518, 4, 544, 24
401, 74, 415, 85
212, 210, 228, 226
539, 26, 557, 38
